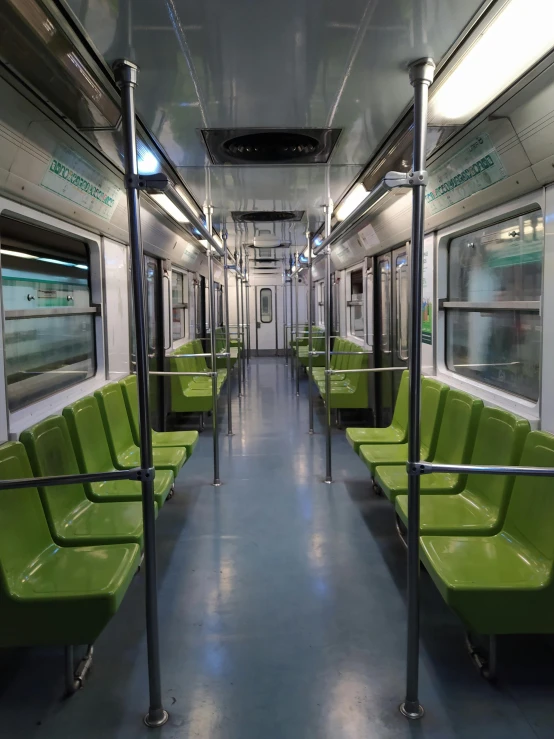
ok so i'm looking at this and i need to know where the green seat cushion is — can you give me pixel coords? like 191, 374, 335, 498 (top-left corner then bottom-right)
374, 465, 463, 502
119, 445, 186, 479
360, 443, 425, 478
420, 533, 552, 634
89, 469, 174, 508
395, 492, 500, 536
152, 429, 199, 455
346, 426, 406, 452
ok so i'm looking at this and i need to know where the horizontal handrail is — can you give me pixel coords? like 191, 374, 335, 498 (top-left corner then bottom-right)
144, 370, 216, 377
0, 467, 149, 491
326, 366, 406, 374
414, 461, 554, 478
5, 307, 99, 319
311, 350, 372, 356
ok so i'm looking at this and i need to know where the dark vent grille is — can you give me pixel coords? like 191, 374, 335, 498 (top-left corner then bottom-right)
232, 210, 304, 223
202, 129, 341, 164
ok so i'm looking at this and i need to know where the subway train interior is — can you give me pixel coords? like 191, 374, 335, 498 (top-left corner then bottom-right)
2, 0, 554, 736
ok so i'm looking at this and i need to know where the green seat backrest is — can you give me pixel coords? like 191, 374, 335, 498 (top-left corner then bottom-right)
466, 407, 529, 510
419, 378, 449, 455
392, 371, 410, 432
345, 348, 367, 387
331, 339, 342, 370
63, 395, 115, 473
504, 431, 554, 561
336, 339, 348, 371
192, 340, 208, 371
119, 375, 141, 445
21, 416, 88, 525
170, 356, 193, 391
434, 389, 483, 464
95, 383, 137, 457
0, 442, 52, 583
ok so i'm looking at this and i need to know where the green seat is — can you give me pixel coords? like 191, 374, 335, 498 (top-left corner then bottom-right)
170, 356, 214, 413
0, 441, 140, 647
346, 370, 409, 452
120, 375, 199, 456
63, 395, 174, 508
359, 377, 448, 476
95, 384, 186, 477
374, 389, 483, 502
395, 408, 530, 535
21, 417, 146, 546
420, 431, 554, 635
311, 338, 343, 381
318, 343, 369, 409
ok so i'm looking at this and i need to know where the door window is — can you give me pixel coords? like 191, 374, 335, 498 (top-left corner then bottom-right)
260, 288, 272, 323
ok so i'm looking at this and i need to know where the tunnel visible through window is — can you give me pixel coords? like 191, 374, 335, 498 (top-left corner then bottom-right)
445, 211, 542, 401
260, 288, 272, 323
0, 217, 96, 412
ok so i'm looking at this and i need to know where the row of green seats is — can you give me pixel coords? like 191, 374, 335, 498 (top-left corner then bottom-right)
170, 339, 227, 414
0, 376, 198, 650
214, 328, 239, 368
290, 323, 309, 349
347, 371, 554, 640
297, 327, 325, 368
309, 337, 369, 409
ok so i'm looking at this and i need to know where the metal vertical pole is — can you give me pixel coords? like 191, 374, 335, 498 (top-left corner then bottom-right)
307, 233, 314, 433
223, 232, 233, 436
295, 251, 300, 397
240, 249, 246, 387
245, 254, 251, 364
113, 59, 168, 729
324, 203, 333, 483
400, 57, 435, 721
284, 270, 288, 365
289, 258, 294, 379
205, 205, 221, 487
235, 250, 242, 397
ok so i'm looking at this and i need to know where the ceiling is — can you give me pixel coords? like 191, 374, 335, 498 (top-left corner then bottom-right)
63, 0, 486, 247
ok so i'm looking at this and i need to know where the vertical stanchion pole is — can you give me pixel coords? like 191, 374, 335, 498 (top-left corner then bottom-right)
223, 232, 233, 436
205, 205, 221, 487
240, 248, 246, 387
400, 57, 435, 721
307, 233, 314, 433
245, 254, 251, 365
289, 257, 294, 380
113, 59, 168, 729
324, 203, 333, 483
235, 250, 242, 397
284, 271, 288, 365
295, 250, 300, 397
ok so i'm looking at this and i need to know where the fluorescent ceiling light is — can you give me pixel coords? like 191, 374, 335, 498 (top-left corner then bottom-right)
150, 193, 189, 223
429, 0, 554, 124
137, 150, 159, 175
335, 183, 370, 222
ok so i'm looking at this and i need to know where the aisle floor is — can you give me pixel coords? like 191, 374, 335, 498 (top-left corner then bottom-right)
1, 358, 553, 738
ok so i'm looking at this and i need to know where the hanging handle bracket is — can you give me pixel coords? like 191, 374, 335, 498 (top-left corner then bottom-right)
126, 173, 170, 191
384, 170, 428, 189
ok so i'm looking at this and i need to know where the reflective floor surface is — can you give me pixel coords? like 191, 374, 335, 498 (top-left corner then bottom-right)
1, 358, 554, 738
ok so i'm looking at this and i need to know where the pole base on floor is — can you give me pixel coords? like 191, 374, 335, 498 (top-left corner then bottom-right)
308, 430, 314, 435
324, 478, 332, 484
144, 708, 169, 728
399, 702, 424, 720
213, 480, 222, 487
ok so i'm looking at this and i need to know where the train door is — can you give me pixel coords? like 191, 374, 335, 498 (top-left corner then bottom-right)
374, 246, 409, 425
253, 285, 278, 355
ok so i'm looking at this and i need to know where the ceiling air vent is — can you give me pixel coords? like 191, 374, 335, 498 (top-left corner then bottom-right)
232, 210, 304, 223
202, 129, 341, 165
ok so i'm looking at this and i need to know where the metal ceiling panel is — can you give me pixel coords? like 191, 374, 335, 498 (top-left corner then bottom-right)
62, 0, 486, 221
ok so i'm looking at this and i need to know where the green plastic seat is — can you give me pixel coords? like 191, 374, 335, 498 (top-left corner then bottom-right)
120, 375, 199, 455
311, 338, 343, 381
21, 417, 147, 546
95, 384, 186, 477
420, 431, 554, 635
374, 389, 483, 502
346, 370, 409, 452
0, 441, 140, 647
395, 408, 530, 535
170, 356, 214, 413
63, 396, 174, 508
359, 378, 448, 476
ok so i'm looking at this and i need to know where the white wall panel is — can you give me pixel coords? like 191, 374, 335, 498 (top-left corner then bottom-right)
103, 237, 130, 380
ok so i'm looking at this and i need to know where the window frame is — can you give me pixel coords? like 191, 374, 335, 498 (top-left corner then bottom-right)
170, 267, 188, 348
345, 263, 365, 344
259, 287, 273, 323
0, 201, 106, 439
435, 191, 544, 421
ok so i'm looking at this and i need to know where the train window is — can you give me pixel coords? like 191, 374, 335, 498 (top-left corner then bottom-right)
260, 288, 272, 323
348, 268, 364, 339
172, 270, 187, 341
396, 254, 409, 360
0, 223, 96, 412
445, 211, 543, 401
378, 258, 391, 353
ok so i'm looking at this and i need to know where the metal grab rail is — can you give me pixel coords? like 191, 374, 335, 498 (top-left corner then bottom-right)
412, 462, 554, 477
167, 352, 229, 359
310, 350, 373, 356
326, 367, 406, 374
0, 467, 149, 491
144, 371, 216, 377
